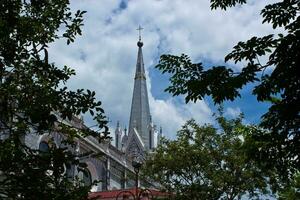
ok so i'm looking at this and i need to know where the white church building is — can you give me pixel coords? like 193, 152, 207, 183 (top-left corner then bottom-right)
25, 36, 162, 192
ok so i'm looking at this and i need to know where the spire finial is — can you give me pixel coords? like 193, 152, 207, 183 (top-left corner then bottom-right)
124, 126, 127, 135
137, 25, 143, 41
137, 25, 144, 47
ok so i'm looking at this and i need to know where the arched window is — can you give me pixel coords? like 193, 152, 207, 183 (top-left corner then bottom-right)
78, 168, 92, 187
83, 169, 92, 186
39, 141, 49, 152
65, 163, 73, 178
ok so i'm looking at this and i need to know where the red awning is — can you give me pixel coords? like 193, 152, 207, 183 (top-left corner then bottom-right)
89, 188, 170, 200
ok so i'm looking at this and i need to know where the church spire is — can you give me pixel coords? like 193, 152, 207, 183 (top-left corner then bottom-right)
128, 26, 151, 150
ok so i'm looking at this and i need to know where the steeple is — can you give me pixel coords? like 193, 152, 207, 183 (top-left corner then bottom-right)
128, 26, 151, 150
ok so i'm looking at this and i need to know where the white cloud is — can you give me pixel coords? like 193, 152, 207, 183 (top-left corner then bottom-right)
149, 97, 213, 139
48, 0, 277, 138
225, 107, 242, 118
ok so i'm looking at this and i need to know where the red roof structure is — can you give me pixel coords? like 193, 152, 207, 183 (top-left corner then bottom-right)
89, 188, 171, 200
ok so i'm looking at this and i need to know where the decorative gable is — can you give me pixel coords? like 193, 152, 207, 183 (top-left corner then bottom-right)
125, 128, 145, 160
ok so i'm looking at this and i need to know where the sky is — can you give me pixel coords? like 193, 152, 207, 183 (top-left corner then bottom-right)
48, 0, 277, 139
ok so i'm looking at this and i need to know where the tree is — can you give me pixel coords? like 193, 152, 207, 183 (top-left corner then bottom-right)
156, 0, 299, 186
0, 0, 108, 199
142, 115, 270, 200
279, 172, 300, 200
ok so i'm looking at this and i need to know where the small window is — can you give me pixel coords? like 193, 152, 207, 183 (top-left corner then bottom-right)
65, 163, 73, 178
39, 141, 49, 152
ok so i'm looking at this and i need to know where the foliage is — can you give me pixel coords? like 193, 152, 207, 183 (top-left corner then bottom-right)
0, 137, 93, 200
210, 0, 246, 10
142, 115, 271, 200
156, 0, 300, 186
0, 0, 108, 199
278, 172, 300, 200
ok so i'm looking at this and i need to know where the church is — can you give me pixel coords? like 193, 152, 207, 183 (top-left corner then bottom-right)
24, 34, 162, 192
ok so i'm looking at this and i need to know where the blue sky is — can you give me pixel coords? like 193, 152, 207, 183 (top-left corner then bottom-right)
48, 0, 276, 139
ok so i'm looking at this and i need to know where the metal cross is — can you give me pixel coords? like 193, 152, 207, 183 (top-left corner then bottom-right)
136, 25, 143, 41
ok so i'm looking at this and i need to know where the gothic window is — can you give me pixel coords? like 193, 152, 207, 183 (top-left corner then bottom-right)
65, 163, 73, 178
83, 169, 92, 186
78, 168, 92, 187
149, 130, 152, 149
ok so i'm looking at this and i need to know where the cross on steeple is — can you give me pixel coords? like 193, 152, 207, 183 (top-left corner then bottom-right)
136, 25, 143, 41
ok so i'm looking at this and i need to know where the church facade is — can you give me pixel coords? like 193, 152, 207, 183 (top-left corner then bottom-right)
24, 37, 161, 192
